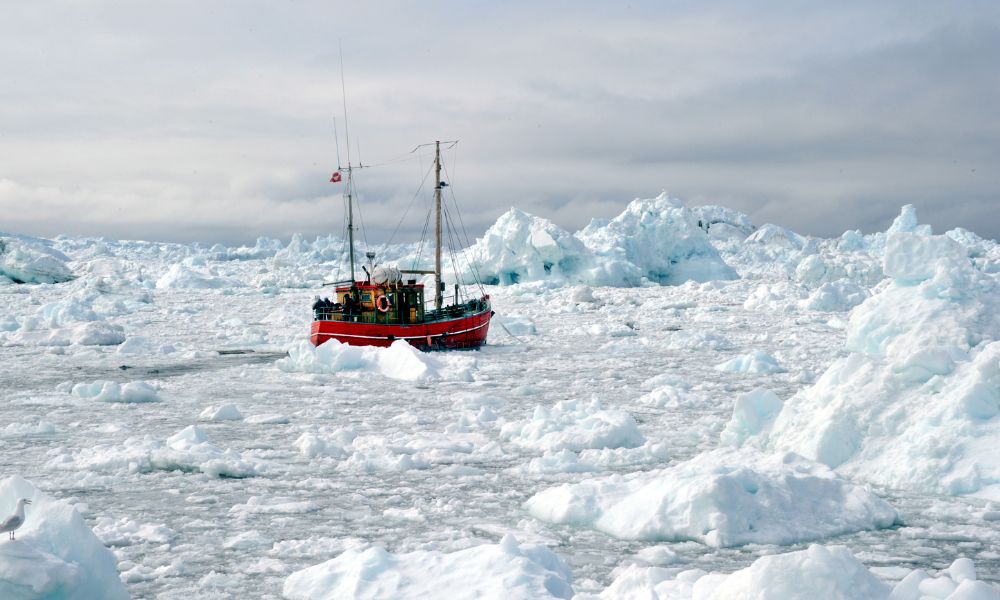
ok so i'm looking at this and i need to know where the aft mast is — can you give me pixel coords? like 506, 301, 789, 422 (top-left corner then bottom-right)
434, 140, 443, 310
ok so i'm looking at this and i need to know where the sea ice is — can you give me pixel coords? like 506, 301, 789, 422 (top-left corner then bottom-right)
47, 424, 271, 478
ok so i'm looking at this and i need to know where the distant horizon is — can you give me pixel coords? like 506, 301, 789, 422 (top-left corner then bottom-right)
2, 195, 987, 249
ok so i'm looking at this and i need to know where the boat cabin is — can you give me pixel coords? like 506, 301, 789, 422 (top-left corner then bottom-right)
317, 280, 426, 325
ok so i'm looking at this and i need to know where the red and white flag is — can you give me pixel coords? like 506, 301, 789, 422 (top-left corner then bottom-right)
329, 171, 342, 183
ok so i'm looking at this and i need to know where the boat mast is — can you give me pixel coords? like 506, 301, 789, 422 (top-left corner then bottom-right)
434, 140, 443, 310
347, 172, 356, 283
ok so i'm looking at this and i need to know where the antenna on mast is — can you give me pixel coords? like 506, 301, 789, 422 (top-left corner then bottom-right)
339, 41, 352, 169
339, 41, 356, 284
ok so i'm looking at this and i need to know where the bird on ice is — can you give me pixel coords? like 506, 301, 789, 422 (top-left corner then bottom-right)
1, 498, 31, 541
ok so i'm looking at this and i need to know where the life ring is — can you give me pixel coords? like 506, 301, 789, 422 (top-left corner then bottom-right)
375, 294, 391, 313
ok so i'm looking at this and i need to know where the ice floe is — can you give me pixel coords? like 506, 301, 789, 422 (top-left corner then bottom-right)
282, 535, 573, 600
526, 447, 897, 547
277, 339, 475, 382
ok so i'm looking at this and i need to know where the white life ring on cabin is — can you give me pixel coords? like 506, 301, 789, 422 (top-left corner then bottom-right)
375, 294, 391, 313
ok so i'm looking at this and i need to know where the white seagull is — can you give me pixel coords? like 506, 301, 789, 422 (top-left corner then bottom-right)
1, 498, 31, 541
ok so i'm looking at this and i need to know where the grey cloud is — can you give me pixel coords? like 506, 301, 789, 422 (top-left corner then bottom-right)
1, 2, 998, 245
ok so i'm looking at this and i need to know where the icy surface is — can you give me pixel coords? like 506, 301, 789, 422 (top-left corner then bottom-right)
0, 202, 999, 598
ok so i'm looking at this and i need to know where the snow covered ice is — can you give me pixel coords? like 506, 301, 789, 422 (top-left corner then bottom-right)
2, 201, 1000, 597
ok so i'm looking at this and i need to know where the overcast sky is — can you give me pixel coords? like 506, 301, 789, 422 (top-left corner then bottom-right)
1, 1, 998, 246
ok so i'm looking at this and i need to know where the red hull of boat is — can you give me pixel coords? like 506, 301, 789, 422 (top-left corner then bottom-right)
310, 309, 492, 350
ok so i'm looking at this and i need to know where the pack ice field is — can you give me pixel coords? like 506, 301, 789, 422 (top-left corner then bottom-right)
2, 195, 1000, 599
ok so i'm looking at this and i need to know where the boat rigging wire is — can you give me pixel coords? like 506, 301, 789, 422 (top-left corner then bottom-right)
442, 160, 487, 294
386, 160, 435, 248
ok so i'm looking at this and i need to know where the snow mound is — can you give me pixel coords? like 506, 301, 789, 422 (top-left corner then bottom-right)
47, 425, 270, 478
577, 194, 738, 285
282, 534, 573, 600
525, 447, 896, 547
715, 351, 786, 374
757, 232, 1000, 497
500, 399, 645, 452
71, 380, 160, 403
277, 339, 474, 383
592, 545, 999, 600
0, 237, 74, 284
0, 475, 128, 599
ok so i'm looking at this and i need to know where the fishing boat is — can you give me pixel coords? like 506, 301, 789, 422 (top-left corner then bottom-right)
309, 141, 493, 350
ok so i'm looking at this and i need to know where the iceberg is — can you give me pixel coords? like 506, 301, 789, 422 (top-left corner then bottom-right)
0, 237, 74, 284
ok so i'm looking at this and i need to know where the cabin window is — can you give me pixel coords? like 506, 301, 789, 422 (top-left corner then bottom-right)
362, 293, 371, 302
